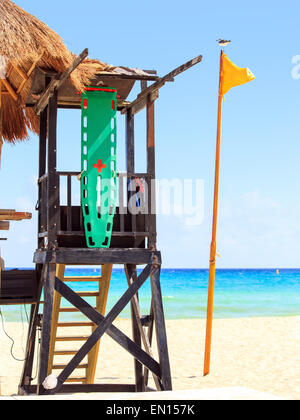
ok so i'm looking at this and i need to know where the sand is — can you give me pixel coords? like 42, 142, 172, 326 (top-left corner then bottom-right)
0, 317, 299, 399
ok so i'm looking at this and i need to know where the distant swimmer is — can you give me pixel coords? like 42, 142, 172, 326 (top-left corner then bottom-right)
217, 39, 231, 47
276, 269, 279, 275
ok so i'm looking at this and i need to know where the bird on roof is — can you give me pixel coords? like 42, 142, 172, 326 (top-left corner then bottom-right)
217, 39, 231, 47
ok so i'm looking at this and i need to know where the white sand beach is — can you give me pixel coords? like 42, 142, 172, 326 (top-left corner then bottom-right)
0, 316, 299, 399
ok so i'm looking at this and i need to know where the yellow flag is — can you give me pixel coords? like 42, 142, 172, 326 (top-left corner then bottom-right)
221, 53, 255, 97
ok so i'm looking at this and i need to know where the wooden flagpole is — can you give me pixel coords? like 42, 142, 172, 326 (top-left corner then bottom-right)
203, 50, 224, 376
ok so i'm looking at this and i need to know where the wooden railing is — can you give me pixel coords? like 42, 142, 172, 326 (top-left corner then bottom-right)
37, 171, 156, 249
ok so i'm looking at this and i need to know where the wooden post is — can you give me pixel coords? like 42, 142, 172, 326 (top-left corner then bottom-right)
125, 264, 144, 392
150, 266, 172, 390
38, 263, 56, 394
86, 264, 113, 384
203, 50, 224, 376
48, 264, 65, 375
147, 98, 157, 248
126, 110, 137, 240
18, 304, 39, 390
126, 110, 135, 176
38, 105, 48, 249
19, 264, 45, 393
47, 89, 59, 249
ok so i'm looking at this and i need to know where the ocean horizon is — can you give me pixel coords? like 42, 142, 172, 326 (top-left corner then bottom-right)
1, 268, 300, 322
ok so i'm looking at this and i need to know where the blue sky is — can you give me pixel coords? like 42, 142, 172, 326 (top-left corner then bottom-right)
1, 0, 300, 268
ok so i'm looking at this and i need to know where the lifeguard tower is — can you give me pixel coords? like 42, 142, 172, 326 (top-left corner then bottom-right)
0, 0, 203, 398
15, 49, 202, 396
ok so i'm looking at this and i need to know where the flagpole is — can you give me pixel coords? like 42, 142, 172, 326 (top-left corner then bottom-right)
203, 49, 224, 376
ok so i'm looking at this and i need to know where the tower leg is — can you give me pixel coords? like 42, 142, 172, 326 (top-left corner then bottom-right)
150, 267, 172, 391
18, 304, 39, 394
19, 264, 45, 395
47, 264, 65, 376
37, 263, 56, 394
125, 264, 144, 392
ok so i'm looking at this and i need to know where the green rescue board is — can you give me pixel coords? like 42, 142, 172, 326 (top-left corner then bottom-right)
81, 87, 117, 248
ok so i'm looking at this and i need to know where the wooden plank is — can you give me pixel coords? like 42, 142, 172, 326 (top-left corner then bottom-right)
0, 269, 37, 301
0, 209, 15, 214
35, 48, 89, 115
48, 264, 65, 376
0, 221, 10, 230
18, 265, 45, 390
143, 301, 155, 387
57, 322, 95, 328
2, 78, 18, 101
125, 264, 144, 392
95, 73, 158, 82
63, 276, 101, 282
150, 267, 172, 391
125, 265, 162, 391
38, 105, 48, 247
25, 384, 136, 394
126, 110, 135, 174
86, 264, 113, 384
47, 89, 59, 248
33, 248, 162, 265
56, 336, 89, 342
17, 49, 45, 95
118, 174, 126, 232
67, 175, 72, 231
147, 99, 157, 248
53, 364, 88, 370
0, 212, 32, 221
122, 54, 203, 116
38, 263, 56, 394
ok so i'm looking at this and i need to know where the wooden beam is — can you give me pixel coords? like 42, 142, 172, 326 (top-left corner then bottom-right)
150, 267, 172, 391
1, 78, 18, 101
125, 264, 162, 391
47, 89, 59, 248
17, 49, 46, 95
35, 48, 89, 115
11, 63, 28, 82
0, 221, 10, 230
0, 212, 32, 221
95, 73, 159, 82
34, 248, 162, 265
121, 54, 203, 115
38, 264, 56, 394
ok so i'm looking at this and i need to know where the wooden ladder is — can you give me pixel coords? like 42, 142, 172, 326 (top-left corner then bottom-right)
47, 264, 113, 384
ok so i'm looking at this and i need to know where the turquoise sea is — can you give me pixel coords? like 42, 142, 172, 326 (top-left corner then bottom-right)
1, 268, 300, 322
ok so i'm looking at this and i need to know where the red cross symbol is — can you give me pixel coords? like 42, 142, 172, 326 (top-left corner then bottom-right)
93, 159, 107, 173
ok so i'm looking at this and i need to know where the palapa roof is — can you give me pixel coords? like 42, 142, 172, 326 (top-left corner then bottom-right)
0, 0, 111, 146
0, 0, 156, 154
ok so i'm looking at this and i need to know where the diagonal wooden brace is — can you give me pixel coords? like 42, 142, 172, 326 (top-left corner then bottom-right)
45, 264, 161, 394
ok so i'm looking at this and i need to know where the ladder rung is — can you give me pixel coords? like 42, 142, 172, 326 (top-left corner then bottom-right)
77, 291, 99, 297
65, 377, 87, 383
59, 307, 98, 313
52, 364, 88, 370
53, 350, 79, 356
56, 336, 90, 342
64, 276, 102, 283
57, 322, 95, 327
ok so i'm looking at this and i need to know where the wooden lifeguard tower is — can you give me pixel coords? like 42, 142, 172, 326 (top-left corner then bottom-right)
15, 50, 202, 396
0, 0, 203, 397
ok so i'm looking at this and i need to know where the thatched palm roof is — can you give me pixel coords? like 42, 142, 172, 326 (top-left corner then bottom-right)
0, 0, 112, 148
